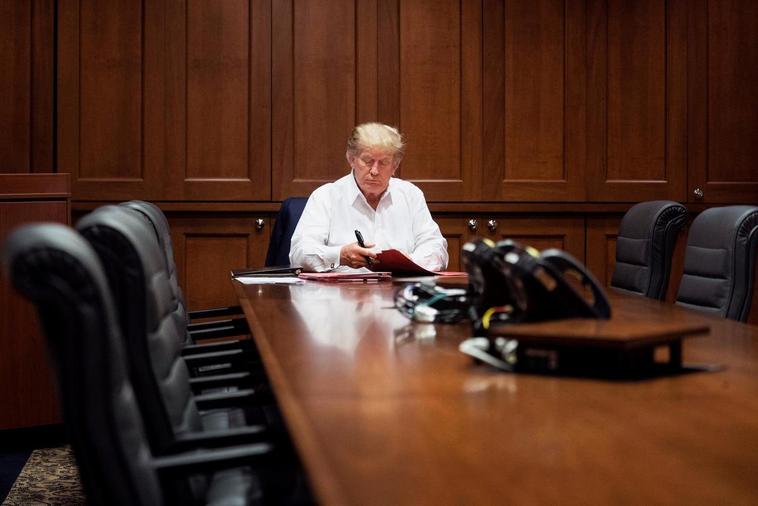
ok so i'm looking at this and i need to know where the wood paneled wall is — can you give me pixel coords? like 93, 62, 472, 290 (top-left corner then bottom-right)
50, 0, 757, 205
4, 0, 758, 311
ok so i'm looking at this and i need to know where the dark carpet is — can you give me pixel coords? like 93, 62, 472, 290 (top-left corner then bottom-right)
0, 424, 84, 504
2, 446, 85, 505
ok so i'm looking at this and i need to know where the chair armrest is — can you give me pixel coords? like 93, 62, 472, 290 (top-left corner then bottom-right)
152, 442, 274, 477
183, 349, 247, 368
187, 317, 249, 334
168, 425, 270, 453
182, 339, 254, 357
188, 305, 243, 321
188, 371, 268, 394
188, 324, 248, 341
194, 389, 267, 410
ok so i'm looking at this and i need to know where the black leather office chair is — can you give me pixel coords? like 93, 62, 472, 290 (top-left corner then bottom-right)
611, 200, 687, 299
119, 200, 248, 343
117, 200, 259, 376
77, 204, 275, 439
265, 197, 308, 267
676, 205, 758, 322
2, 223, 274, 506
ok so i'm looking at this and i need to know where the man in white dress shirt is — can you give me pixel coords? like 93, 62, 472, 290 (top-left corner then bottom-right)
289, 122, 449, 272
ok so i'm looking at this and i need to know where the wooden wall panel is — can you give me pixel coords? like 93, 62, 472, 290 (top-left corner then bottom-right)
0, 174, 70, 430
390, 0, 482, 201
272, 0, 364, 199
585, 215, 620, 288
165, 0, 271, 200
437, 214, 585, 270
186, 1, 252, 179
435, 217, 471, 272
78, 1, 142, 180
0, 1, 31, 172
169, 215, 270, 311
0, 0, 53, 173
587, 0, 687, 201
606, 0, 666, 182
483, 0, 585, 201
58, 0, 163, 199
489, 216, 585, 261
398, 0, 461, 183
688, 0, 758, 203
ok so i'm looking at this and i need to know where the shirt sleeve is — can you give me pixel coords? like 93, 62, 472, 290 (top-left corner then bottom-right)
408, 188, 449, 271
289, 188, 342, 272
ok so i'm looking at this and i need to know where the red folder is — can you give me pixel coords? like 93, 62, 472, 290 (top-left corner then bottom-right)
368, 249, 466, 277
298, 271, 392, 282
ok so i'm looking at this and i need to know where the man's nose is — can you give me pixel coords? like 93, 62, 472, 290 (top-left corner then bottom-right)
369, 165, 380, 175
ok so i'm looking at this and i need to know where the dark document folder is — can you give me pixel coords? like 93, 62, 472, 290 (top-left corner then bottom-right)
231, 266, 302, 277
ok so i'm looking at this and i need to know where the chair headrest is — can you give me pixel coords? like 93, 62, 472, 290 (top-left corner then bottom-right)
618, 200, 687, 239
77, 205, 173, 336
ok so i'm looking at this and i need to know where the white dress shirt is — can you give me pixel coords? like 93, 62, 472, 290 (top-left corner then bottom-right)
289, 172, 449, 272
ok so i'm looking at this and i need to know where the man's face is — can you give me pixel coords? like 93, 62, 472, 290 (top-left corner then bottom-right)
349, 147, 397, 201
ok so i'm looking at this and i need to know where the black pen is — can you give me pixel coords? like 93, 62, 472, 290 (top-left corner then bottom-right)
354, 230, 373, 266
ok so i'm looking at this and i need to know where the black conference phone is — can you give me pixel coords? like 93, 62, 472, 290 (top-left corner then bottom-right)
459, 238, 611, 372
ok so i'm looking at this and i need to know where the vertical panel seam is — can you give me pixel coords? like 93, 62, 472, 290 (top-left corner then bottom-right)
29, 1, 35, 172
664, 0, 669, 182
52, 0, 59, 173
141, 0, 146, 182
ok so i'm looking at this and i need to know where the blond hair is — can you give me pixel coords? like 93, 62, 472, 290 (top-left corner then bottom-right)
346, 123, 405, 164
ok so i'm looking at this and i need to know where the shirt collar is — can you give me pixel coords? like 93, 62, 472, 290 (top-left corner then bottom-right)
349, 171, 395, 207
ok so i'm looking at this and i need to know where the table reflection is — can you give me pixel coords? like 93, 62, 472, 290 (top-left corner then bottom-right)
287, 282, 410, 355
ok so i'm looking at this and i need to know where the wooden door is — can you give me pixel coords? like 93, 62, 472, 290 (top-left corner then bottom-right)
586, 0, 687, 202
687, 0, 758, 203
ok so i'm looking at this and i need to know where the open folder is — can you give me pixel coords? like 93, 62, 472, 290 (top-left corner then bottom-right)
298, 271, 392, 282
368, 249, 465, 277
231, 266, 302, 277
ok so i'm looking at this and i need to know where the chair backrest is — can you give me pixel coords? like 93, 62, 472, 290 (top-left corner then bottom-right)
119, 200, 191, 344
611, 200, 687, 299
2, 224, 163, 506
676, 205, 758, 322
77, 206, 204, 454
265, 197, 308, 267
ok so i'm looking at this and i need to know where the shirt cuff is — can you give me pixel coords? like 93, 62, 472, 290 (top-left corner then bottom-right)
324, 245, 342, 270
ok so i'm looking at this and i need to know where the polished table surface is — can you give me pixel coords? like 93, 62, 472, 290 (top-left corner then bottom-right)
234, 280, 758, 505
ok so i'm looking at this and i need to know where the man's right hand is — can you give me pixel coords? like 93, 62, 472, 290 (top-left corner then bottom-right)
340, 242, 378, 269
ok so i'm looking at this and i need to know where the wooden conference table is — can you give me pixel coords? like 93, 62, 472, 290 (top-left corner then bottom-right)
234, 279, 758, 505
